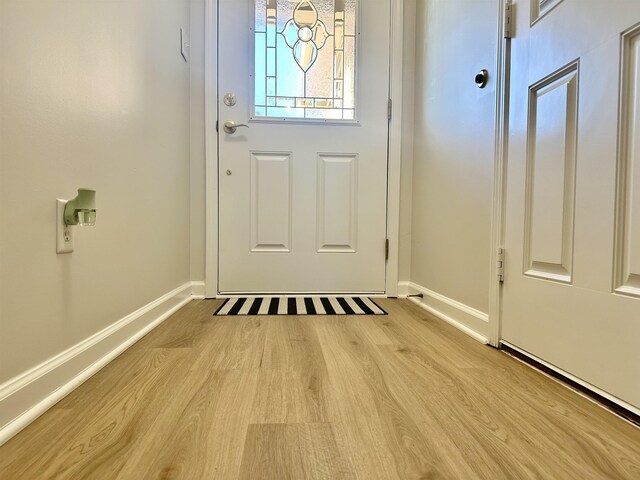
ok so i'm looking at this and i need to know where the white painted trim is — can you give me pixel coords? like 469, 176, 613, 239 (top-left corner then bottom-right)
205, 0, 402, 298
385, 0, 403, 298
488, 0, 511, 347
0, 283, 193, 447
406, 282, 489, 344
501, 341, 640, 419
191, 281, 206, 299
397, 281, 410, 298
204, 0, 219, 299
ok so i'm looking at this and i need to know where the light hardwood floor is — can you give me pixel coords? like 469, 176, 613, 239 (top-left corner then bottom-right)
1, 299, 639, 479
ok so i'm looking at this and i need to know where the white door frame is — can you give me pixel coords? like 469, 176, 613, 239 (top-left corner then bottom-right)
204, 0, 404, 298
487, 0, 510, 346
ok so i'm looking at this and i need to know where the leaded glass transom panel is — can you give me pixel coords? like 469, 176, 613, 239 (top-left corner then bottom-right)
254, 0, 357, 120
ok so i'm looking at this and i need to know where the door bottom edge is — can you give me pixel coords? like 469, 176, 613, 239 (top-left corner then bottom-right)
500, 341, 640, 428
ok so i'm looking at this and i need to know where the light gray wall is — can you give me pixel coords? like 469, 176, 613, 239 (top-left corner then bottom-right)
190, 0, 206, 282
0, 0, 191, 383
410, 0, 499, 313
399, 0, 417, 282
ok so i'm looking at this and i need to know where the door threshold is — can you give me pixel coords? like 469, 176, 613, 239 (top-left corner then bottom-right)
216, 292, 388, 298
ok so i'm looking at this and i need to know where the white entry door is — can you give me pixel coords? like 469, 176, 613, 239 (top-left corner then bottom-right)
217, 0, 390, 294
502, 0, 640, 410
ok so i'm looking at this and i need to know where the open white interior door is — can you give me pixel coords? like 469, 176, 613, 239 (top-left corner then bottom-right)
502, 0, 640, 411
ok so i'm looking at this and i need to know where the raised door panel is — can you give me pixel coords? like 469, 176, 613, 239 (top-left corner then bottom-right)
316, 153, 358, 253
531, 0, 565, 24
250, 152, 292, 252
615, 27, 640, 297
524, 62, 578, 283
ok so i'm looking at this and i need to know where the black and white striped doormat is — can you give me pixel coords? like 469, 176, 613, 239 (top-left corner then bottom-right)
214, 297, 387, 316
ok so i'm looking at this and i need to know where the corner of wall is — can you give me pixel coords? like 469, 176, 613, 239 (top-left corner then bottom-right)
189, 0, 207, 284
398, 0, 417, 284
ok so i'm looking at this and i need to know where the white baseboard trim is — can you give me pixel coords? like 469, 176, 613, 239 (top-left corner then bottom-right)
405, 282, 489, 344
191, 281, 206, 299
0, 282, 193, 447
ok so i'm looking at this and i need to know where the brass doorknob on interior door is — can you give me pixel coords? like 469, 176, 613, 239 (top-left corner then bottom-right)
223, 121, 249, 134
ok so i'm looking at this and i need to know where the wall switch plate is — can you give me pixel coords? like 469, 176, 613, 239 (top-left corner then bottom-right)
56, 199, 74, 254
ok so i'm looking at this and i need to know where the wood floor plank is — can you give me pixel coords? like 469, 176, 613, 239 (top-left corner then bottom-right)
1, 299, 639, 480
116, 369, 259, 480
250, 316, 331, 424
260, 316, 325, 373
342, 312, 395, 346
459, 366, 640, 479
238, 423, 354, 480
315, 317, 478, 480
2, 348, 192, 479
373, 339, 640, 479
190, 316, 267, 371
0, 409, 75, 474
370, 343, 562, 479
134, 299, 224, 350
373, 299, 508, 369
474, 354, 640, 442
250, 370, 329, 425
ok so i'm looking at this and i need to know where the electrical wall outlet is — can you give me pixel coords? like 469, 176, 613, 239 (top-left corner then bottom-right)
56, 199, 74, 254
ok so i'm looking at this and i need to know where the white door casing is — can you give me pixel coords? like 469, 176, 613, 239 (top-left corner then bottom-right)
502, 0, 640, 411
217, 0, 391, 294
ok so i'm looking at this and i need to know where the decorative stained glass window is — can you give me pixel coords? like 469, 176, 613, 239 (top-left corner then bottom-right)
253, 0, 357, 120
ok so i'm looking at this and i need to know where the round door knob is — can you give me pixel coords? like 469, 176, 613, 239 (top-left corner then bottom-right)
475, 69, 489, 88
226, 170, 232, 176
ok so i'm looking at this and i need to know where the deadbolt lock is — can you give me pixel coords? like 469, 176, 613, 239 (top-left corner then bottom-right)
223, 93, 237, 107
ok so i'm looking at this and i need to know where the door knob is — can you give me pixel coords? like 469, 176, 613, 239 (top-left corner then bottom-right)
223, 121, 249, 134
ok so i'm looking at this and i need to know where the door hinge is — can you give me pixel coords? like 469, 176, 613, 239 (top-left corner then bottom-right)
385, 239, 390, 261
503, 0, 513, 39
497, 247, 505, 283
387, 99, 392, 120
216, 120, 219, 133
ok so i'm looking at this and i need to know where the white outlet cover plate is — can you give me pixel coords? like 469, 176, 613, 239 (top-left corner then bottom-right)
56, 199, 74, 254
